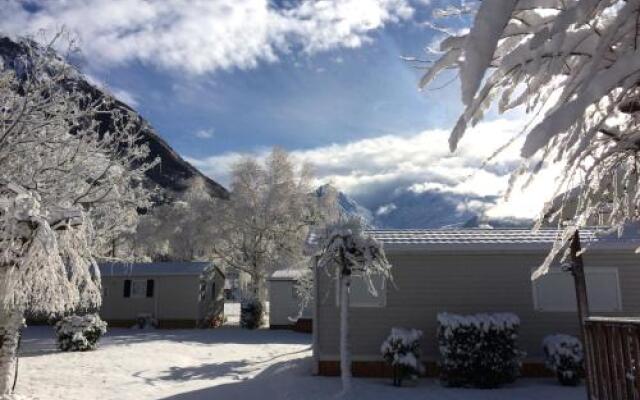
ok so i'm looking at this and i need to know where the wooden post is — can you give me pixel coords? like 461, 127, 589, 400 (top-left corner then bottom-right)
569, 229, 593, 399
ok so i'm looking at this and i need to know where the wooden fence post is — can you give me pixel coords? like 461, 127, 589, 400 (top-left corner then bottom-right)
570, 229, 593, 399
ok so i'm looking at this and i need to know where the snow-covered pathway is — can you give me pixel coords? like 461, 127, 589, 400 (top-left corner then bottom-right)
15, 327, 586, 400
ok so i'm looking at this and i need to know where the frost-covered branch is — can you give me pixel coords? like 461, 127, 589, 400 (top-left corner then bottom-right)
0, 33, 153, 395
420, 0, 640, 276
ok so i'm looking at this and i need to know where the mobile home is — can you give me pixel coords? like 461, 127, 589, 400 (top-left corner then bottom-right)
268, 269, 312, 331
311, 228, 640, 376
99, 262, 225, 328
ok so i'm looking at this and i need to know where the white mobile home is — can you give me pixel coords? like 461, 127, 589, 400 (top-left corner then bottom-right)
311, 229, 640, 376
99, 262, 225, 328
268, 269, 312, 331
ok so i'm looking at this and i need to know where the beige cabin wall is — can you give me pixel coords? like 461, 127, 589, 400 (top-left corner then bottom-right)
316, 249, 640, 362
100, 275, 201, 321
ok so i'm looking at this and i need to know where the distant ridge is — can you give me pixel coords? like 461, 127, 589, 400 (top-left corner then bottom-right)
0, 36, 229, 201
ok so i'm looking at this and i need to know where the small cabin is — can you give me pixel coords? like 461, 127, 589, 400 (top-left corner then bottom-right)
268, 269, 312, 332
99, 262, 225, 328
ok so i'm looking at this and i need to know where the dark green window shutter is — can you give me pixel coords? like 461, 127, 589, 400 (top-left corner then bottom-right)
123, 280, 131, 298
146, 279, 155, 298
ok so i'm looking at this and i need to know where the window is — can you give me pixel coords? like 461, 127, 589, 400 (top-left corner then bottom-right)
532, 267, 622, 312
199, 281, 207, 301
336, 274, 386, 308
124, 279, 154, 298
131, 280, 148, 298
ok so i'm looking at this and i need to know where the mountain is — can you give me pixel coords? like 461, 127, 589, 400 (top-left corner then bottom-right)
0, 36, 228, 201
369, 189, 493, 229
314, 184, 375, 226
313, 184, 528, 229
351, 187, 532, 229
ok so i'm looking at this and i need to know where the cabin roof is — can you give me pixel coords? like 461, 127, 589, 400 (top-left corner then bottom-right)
269, 268, 306, 281
306, 227, 640, 253
99, 262, 224, 277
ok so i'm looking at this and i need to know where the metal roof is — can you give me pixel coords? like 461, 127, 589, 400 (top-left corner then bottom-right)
99, 262, 221, 277
269, 268, 306, 281
369, 228, 640, 251
307, 227, 640, 253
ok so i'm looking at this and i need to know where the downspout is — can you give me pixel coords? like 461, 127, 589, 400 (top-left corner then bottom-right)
312, 255, 320, 375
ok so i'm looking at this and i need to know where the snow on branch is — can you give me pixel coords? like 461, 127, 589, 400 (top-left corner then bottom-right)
420, 0, 640, 276
0, 34, 153, 316
316, 218, 392, 292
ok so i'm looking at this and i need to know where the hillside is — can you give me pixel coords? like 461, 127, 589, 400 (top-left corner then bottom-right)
0, 36, 228, 201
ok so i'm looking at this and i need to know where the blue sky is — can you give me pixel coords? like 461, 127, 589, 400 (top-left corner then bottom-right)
78, 4, 461, 158
1, 0, 557, 221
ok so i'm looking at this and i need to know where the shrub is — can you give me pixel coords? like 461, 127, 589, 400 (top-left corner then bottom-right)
133, 313, 157, 329
381, 327, 425, 386
240, 298, 264, 329
54, 314, 107, 352
543, 334, 584, 386
437, 312, 525, 388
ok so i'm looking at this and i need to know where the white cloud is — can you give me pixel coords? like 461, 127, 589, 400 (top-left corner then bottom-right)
83, 73, 139, 107
110, 88, 139, 107
376, 203, 397, 216
2, 0, 413, 74
194, 129, 215, 139
186, 118, 565, 219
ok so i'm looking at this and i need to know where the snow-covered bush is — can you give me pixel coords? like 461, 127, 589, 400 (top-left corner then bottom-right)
437, 312, 525, 388
380, 327, 425, 386
54, 314, 107, 352
133, 314, 157, 329
543, 334, 584, 386
240, 298, 264, 329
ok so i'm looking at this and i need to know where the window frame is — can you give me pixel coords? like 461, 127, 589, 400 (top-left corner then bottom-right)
531, 267, 622, 312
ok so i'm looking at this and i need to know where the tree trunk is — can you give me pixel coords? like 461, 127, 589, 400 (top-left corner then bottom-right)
339, 273, 352, 394
255, 274, 267, 305
0, 310, 23, 395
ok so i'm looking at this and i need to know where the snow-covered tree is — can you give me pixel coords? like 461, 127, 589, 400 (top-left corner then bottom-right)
0, 34, 152, 395
209, 148, 323, 305
315, 219, 392, 394
134, 177, 217, 262
419, 0, 640, 275
137, 148, 325, 309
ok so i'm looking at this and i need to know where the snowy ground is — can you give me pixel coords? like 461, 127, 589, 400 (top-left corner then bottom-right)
15, 327, 586, 400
